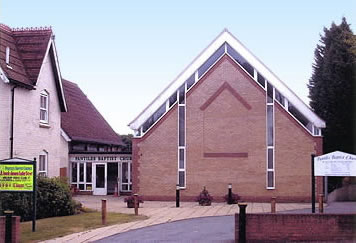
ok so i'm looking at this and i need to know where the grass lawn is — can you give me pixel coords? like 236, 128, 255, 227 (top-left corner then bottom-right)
20, 211, 147, 242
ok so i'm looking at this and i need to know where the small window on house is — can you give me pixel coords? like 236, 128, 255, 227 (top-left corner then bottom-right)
169, 91, 177, 107
226, 43, 254, 77
178, 106, 185, 146
267, 105, 274, 146
275, 89, 285, 106
6, 47, 10, 65
267, 82, 273, 104
257, 72, 265, 88
39, 151, 48, 177
178, 84, 185, 104
186, 74, 195, 90
40, 91, 49, 124
198, 43, 225, 78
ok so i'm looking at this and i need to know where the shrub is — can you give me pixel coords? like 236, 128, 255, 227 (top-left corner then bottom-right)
124, 195, 144, 204
0, 176, 81, 221
224, 192, 240, 204
196, 187, 213, 206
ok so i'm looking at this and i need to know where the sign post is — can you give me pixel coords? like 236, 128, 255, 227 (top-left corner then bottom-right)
312, 151, 356, 213
311, 154, 315, 213
0, 157, 37, 232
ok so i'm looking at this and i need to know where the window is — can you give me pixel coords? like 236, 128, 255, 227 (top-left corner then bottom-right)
178, 84, 186, 188
226, 43, 254, 77
266, 83, 275, 189
40, 91, 49, 123
71, 162, 92, 191
257, 72, 265, 88
186, 74, 195, 90
198, 43, 225, 78
39, 151, 48, 177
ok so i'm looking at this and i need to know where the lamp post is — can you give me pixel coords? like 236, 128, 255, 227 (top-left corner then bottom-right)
228, 183, 233, 204
176, 184, 180, 207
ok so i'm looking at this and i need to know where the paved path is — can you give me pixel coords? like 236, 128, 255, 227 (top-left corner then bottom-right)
43, 195, 319, 243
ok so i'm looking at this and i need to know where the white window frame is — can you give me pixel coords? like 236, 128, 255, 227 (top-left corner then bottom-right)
40, 91, 49, 124
266, 83, 275, 189
39, 151, 48, 177
177, 83, 187, 189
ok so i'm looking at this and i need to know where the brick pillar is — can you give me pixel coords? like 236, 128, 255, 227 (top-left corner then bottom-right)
0, 216, 21, 243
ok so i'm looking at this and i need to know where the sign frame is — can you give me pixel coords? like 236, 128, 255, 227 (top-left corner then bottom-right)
0, 157, 37, 232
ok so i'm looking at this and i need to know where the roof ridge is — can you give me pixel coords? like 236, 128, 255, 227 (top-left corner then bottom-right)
11, 26, 52, 32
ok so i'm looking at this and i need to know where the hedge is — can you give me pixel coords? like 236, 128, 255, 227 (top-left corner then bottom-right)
0, 177, 81, 221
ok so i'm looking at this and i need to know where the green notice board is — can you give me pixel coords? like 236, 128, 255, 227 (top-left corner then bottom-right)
0, 164, 34, 191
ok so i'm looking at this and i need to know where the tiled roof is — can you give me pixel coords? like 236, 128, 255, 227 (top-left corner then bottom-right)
61, 79, 123, 146
0, 24, 52, 87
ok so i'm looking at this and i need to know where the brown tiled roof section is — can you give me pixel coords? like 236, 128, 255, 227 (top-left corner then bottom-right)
0, 24, 52, 86
61, 79, 123, 146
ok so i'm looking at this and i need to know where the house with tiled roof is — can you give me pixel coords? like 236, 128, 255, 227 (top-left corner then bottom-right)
0, 23, 131, 195
0, 23, 67, 177
61, 79, 132, 195
129, 29, 326, 202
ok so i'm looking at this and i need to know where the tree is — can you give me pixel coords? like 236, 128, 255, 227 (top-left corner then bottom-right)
308, 18, 356, 191
120, 134, 133, 152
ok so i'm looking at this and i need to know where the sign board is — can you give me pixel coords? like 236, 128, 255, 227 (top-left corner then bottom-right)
314, 151, 356, 176
0, 164, 34, 191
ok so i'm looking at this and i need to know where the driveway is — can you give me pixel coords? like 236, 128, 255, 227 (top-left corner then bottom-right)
95, 216, 234, 243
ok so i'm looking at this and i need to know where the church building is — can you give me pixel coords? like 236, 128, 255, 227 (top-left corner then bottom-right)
129, 29, 325, 202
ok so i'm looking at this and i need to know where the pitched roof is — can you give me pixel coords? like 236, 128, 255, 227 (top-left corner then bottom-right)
129, 29, 326, 133
0, 23, 67, 112
61, 79, 123, 146
0, 24, 52, 87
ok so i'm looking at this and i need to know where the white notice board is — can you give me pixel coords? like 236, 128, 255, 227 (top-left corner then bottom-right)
314, 151, 356, 176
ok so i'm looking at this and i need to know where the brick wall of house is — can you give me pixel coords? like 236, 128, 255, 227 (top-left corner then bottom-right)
235, 213, 356, 242
134, 55, 322, 202
0, 53, 67, 177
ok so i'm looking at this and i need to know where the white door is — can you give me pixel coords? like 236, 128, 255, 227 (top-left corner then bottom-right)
120, 161, 132, 192
93, 163, 107, 195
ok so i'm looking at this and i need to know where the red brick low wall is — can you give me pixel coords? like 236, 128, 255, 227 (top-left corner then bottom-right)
0, 216, 20, 243
235, 213, 356, 242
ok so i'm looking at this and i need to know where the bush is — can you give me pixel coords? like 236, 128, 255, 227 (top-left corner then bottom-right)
196, 186, 213, 206
0, 176, 81, 221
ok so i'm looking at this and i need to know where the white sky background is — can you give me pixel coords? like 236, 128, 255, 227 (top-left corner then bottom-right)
2, 1, 355, 134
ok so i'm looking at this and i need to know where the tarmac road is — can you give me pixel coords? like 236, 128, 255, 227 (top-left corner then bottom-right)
95, 215, 235, 243
95, 201, 356, 243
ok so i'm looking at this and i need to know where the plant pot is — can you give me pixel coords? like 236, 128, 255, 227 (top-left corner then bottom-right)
199, 201, 211, 206
127, 201, 140, 208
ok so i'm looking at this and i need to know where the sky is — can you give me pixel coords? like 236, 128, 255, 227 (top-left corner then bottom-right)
1, 1, 355, 134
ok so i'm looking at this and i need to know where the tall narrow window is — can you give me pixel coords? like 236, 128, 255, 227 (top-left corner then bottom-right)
40, 91, 49, 123
39, 151, 48, 177
266, 82, 275, 189
178, 83, 186, 188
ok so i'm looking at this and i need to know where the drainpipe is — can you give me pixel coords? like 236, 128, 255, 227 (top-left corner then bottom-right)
10, 85, 16, 158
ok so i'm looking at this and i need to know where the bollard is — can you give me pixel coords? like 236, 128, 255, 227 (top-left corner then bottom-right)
271, 197, 276, 213
176, 184, 180, 208
4, 210, 14, 243
134, 194, 138, 216
101, 199, 107, 225
228, 183, 233, 204
318, 194, 324, 213
238, 203, 247, 243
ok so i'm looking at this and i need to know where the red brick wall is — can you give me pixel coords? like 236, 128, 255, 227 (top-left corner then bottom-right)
133, 54, 322, 202
0, 216, 20, 243
235, 213, 356, 242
